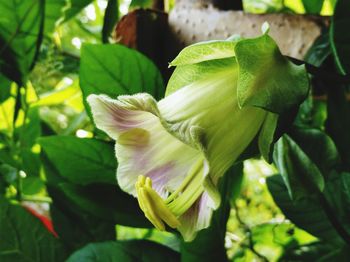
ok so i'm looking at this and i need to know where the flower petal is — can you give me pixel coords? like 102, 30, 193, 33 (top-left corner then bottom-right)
177, 192, 215, 241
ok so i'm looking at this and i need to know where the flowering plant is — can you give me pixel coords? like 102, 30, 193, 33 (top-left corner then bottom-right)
88, 24, 309, 241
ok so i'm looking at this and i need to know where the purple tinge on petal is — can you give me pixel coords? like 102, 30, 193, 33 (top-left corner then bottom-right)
178, 192, 214, 241
87, 94, 155, 138
146, 162, 175, 198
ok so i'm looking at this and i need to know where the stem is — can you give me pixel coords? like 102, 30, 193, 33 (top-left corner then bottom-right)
233, 202, 269, 262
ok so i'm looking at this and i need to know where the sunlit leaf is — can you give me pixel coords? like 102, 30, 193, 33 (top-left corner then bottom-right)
80, 44, 164, 119
39, 136, 116, 185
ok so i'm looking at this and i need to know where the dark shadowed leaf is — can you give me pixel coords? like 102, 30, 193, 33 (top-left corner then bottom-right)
326, 84, 350, 170
0, 74, 11, 103
57, 182, 151, 228
267, 175, 346, 246
0, 198, 67, 262
281, 241, 350, 261
66, 240, 180, 262
330, 0, 350, 74
102, 0, 119, 43
0, 0, 44, 84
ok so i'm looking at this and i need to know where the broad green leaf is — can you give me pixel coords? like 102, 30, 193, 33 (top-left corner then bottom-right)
181, 163, 243, 262
0, 0, 44, 84
170, 40, 237, 67
234, 34, 309, 114
39, 136, 116, 185
288, 127, 339, 177
63, 0, 93, 22
302, 0, 324, 14
330, 0, 350, 74
67, 240, 180, 262
166, 58, 236, 96
102, 0, 119, 43
273, 132, 326, 199
44, 0, 67, 36
0, 198, 67, 262
57, 182, 151, 228
49, 186, 116, 253
267, 175, 346, 246
80, 44, 164, 119
0, 74, 11, 103
41, 153, 116, 252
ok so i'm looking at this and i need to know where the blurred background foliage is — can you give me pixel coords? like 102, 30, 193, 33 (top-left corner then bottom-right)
1, 0, 350, 261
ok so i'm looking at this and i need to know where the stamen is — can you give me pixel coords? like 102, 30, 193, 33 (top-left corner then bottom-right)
135, 175, 181, 230
164, 158, 203, 204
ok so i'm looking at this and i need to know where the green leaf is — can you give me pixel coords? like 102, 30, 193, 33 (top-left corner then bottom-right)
258, 112, 278, 162
330, 0, 350, 74
67, 240, 180, 262
129, 0, 153, 9
57, 182, 151, 228
234, 34, 309, 114
17, 107, 41, 148
0, 164, 17, 184
0, 74, 11, 103
49, 186, 116, 253
273, 133, 325, 199
39, 136, 116, 185
102, 0, 119, 43
288, 127, 339, 177
41, 153, 116, 252
267, 175, 345, 245
63, 0, 93, 22
0, 0, 45, 84
0, 198, 67, 262
181, 163, 243, 262
44, 0, 67, 36
251, 222, 316, 261
169, 40, 237, 67
302, 0, 324, 14
80, 44, 164, 119
281, 241, 350, 261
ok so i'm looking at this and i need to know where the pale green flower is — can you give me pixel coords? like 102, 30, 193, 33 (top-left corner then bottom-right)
87, 28, 309, 241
